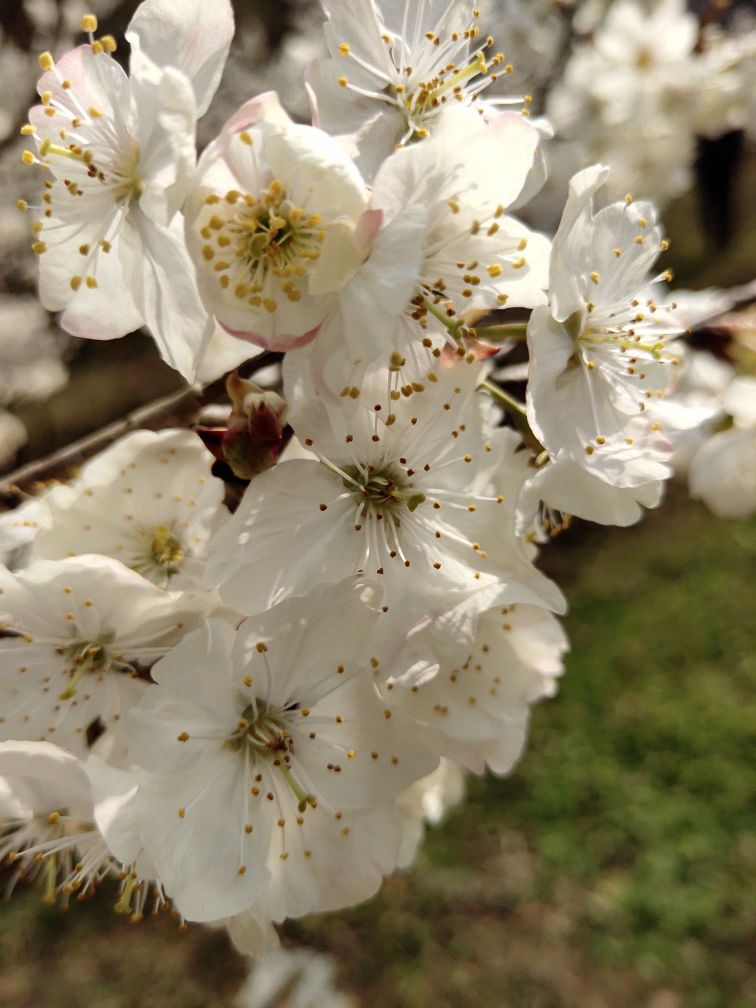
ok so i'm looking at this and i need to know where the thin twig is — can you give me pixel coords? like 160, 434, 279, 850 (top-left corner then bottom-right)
0, 350, 282, 507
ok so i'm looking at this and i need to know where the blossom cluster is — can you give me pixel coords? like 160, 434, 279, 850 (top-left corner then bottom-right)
1, 0, 735, 960
544, 0, 756, 208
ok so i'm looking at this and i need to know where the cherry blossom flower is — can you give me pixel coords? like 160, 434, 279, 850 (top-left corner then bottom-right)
0, 556, 209, 755
308, 107, 551, 390
29, 429, 227, 589
546, 0, 699, 206
526, 164, 683, 493
308, 0, 512, 179
185, 92, 371, 352
207, 352, 560, 620
384, 601, 567, 775
0, 741, 110, 903
123, 583, 437, 922
20, 0, 234, 379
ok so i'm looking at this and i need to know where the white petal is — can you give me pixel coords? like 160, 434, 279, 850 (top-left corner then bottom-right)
128, 210, 213, 381
126, 0, 235, 117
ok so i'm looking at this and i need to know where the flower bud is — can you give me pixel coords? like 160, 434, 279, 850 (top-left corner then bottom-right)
206, 373, 288, 481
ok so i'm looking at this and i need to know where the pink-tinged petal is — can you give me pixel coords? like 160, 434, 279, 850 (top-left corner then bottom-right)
219, 91, 292, 136
36, 45, 128, 122
355, 207, 383, 249
126, 0, 235, 117
219, 320, 322, 353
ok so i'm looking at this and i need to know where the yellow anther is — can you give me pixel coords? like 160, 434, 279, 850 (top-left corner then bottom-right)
339, 43, 350, 56
22, 150, 35, 166
20, 124, 35, 135
590, 271, 600, 284
100, 35, 117, 53
16, 199, 28, 212
240, 131, 252, 145
70, 276, 82, 291
81, 14, 98, 32
89, 106, 104, 118
338, 76, 348, 88
91, 40, 104, 54
86, 276, 97, 289
32, 241, 47, 255
38, 51, 54, 71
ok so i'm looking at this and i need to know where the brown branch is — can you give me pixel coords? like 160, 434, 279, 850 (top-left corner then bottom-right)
0, 350, 282, 508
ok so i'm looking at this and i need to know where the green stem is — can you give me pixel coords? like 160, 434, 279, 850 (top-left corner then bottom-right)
480, 379, 528, 418
474, 322, 529, 342
421, 298, 466, 342
480, 379, 545, 455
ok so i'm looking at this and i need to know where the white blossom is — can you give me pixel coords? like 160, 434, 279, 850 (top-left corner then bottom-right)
308, 107, 551, 390
20, 0, 234, 379
526, 164, 683, 495
30, 429, 227, 589
546, 0, 699, 206
124, 583, 437, 923
185, 92, 371, 352
0, 555, 209, 755
0, 740, 111, 902
384, 600, 567, 776
207, 352, 560, 620
308, 0, 511, 180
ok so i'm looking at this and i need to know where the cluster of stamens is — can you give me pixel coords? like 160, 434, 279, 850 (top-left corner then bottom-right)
133, 525, 186, 582
199, 178, 325, 311
335, 5, 520, 144
18, 16, 142, 295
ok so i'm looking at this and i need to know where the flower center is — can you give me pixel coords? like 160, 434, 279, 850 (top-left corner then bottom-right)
147, 525, 185, 576
225, 699, 317, 812
344, 464, 426, 517
57, 633, 116, 699
129, 524, 186, 585
200, 181, 325, 310
225, 700, 291, 756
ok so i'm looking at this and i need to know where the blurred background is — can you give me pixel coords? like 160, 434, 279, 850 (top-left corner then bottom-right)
0, 1, 754, 1006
